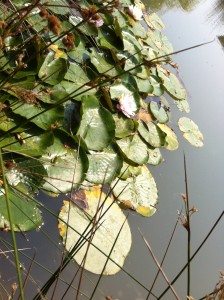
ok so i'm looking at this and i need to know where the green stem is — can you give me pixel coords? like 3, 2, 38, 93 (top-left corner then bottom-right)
0, 148, 25, 300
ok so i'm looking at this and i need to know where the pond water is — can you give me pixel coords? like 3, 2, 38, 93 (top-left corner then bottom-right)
0, 1, 224, 299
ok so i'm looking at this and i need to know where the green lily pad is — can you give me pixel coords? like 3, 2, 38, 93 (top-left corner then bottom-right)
6, 158, 47, 193
116, 134, 148, 165
58, 189, 132, 275
38, 52, 68, 85
157, 123, 179, 151
0, 130, 54, 156
144, 12, 165, 31
113, 113, 136, 138
157, 66, 187, 100
150, 101, 169, 123
112, 166, 158, 217
149, 75, 164, 96
173, 98, 190, 113
138, 120, 167, 148
64, 62, 89, 85
0, 188, 43, 231
9, 100, 64, 131
90, 48, 121, 77
147, 147, 163, 165
178, 117, 204, 147
43, 148, 88, 193
77, 95, 115, 151
86, 150, 122, 184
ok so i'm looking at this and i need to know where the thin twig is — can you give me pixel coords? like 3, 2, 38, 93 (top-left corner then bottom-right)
157, 210, 224, 299
138, 228, 180, 300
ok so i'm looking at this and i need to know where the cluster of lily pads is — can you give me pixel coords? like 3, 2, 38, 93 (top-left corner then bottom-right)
0, 0, 203, 274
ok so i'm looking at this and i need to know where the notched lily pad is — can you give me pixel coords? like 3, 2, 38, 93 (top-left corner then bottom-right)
157, 123, 179, 151
112, 166, 158, 217
178, 117, 204, 147
58, 189, 132, 275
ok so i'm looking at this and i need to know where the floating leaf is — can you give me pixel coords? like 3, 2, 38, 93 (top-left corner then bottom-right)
113, 113, 136, 138
173, 98, 190, 113
86, 150, 122, 184
9, 100, 64, 131
149, 75, 164, 96
157, 66, 187, 100
116, 134, 148, 165
150, 101, 169, 123
178, 117, 204, 147
157, 123, 179, 151
58, 189, 132, 275
43, 148, 88, 193
0, 130, 54, 156
6, 158, 47, 193
112, 166, 158, 217
147, 147, 163, 165
90, 48, 121, 77
38, 52, 68, 85
77, 95, 115, 151
0, 188, 43, 231
144, 12, 165, 31
138, 120, 167, 148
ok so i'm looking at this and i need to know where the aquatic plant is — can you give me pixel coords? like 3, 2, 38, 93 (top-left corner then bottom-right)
0, 0, 206, 293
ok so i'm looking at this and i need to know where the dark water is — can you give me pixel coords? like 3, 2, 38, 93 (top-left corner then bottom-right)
0, 1, 224, 299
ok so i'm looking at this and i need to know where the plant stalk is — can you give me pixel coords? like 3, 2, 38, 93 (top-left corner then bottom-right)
0, 148, 25, 300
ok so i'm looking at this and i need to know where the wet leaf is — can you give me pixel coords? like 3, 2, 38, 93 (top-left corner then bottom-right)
116, 134, 148, 165
138, 120, 167, 148
157, 66, 187, 100
178, 117, 204, 147
0, 131, 54, 156
9, 100, 64, 131
38, 52, 68, 85
112, 166, 158, 217
77, 95, 115, 151
144, 12, 165, 31
58, 189, 132, 275
113, 113, 136, 138
150, 101, 169, 123
86, 150, 122, 184
43, 148, 88, 194
0, 188, 42, 231
147, 147, 163, 165
157, 123, 179, 151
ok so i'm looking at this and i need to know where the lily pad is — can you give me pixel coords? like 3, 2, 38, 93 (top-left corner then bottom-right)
77, 95, 115, 151
138, 120, 167, 148
157, 66, 187, 100
178, 117, 204, 147
150, 101, 169, 123
116, 134, 149, 165
147, 147, 163, 165
86, 150, 122, 184
112, 166, 158, 217
157, 123, 179, 151
0, 188, 43, 231
43, 148, 88, 193
113, 113, 136, 138
58, 189, 132, 275
0, 130, 54, 156
38, 52, 68, 85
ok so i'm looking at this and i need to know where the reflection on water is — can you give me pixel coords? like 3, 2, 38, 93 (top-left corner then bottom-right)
145, 0, 200, 11
145, 0, 224, 29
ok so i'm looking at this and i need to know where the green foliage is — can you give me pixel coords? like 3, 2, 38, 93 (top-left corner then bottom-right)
0, 0, 203, 236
